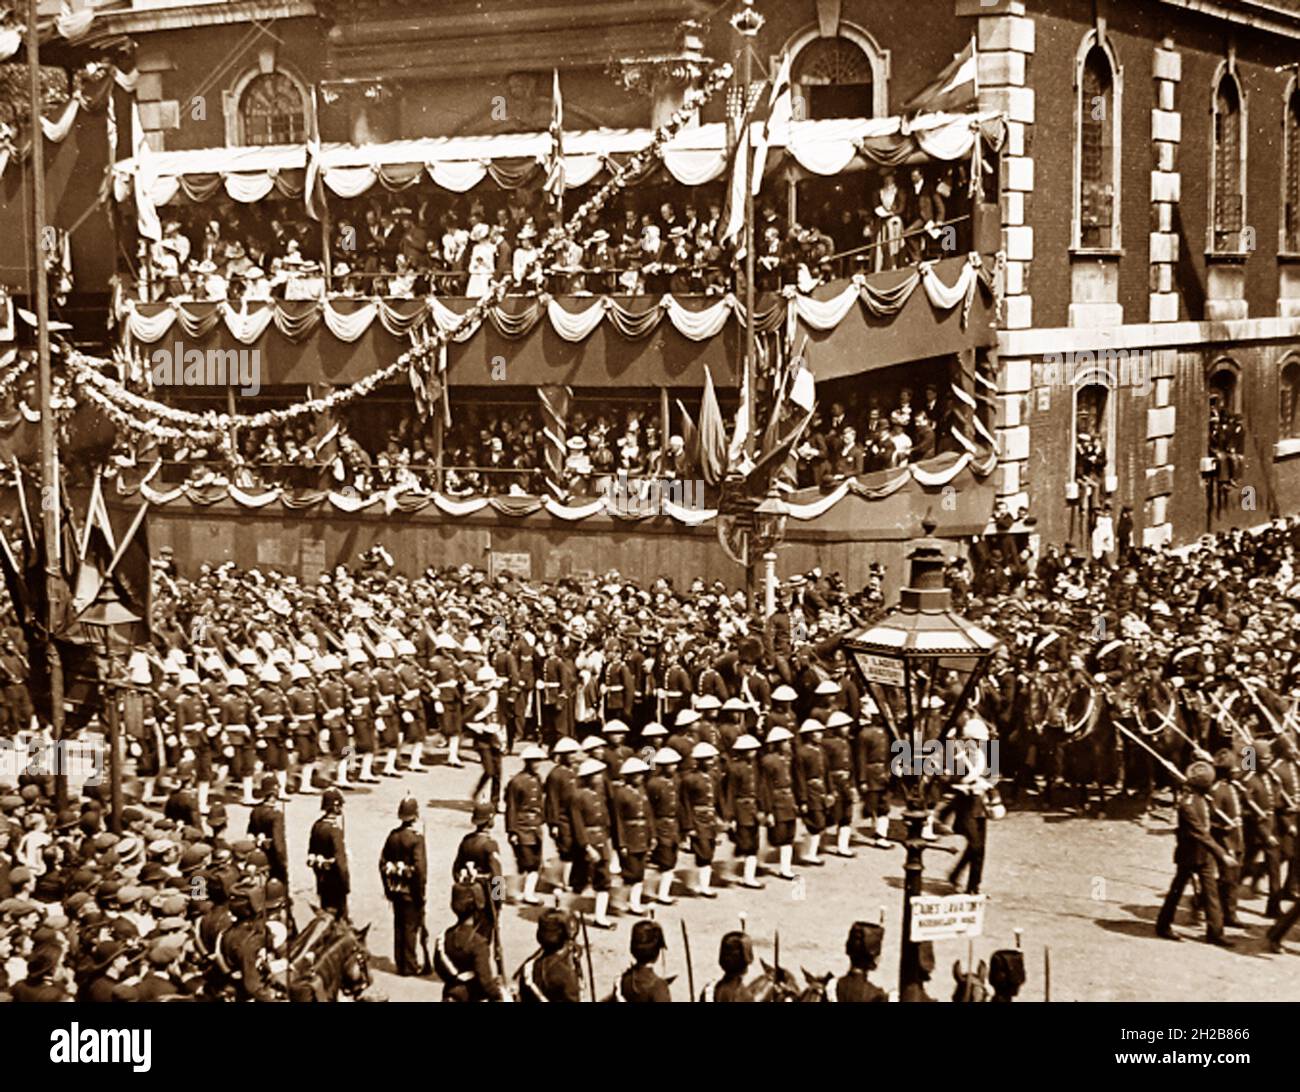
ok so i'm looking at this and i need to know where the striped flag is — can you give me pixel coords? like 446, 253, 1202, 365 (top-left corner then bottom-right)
720, 78, 766, 245
543, 68, 565, 203
305, 86, 326, 222
749, 52, 792, 196
903, 37, 979, 116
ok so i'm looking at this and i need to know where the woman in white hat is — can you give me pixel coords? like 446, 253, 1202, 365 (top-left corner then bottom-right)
465, 221, 496, 298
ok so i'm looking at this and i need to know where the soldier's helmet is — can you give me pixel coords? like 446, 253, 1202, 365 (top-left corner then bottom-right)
397, 796, 419, 821
630, 920, 665, 962
450, 881, 480, 917
1184, 761, 1215, 791
719, 931, 753, 974
321, 788, 344, 812
536, 909, 570, 952
846, 922, 884, 968
263, 879, 288, 911
471, 801, 495, 828
259, 774, 279, 799
988, 949, 1026, 996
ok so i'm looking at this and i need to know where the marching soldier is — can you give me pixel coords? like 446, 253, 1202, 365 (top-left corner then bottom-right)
538, 631, 568, 749
723, 733, 765, 889
758, 725, 798, 879
836, 921, 888, 1002
315, 653, 352, 789
505, 744, 547, 904
823, 709, 857, 857
371, 642, 403, 778
603, 720, 635, 773
516, 908, 582, 1001
435, 881, 507, 1001
307, 788, 350, 918
395, 639, 429, 771
1210, 747, 1245, 927
569, 757, 617, 928
856, 704, 892, 848
701, 930, 755, 1002
679, 741, 722, 897
612, 756, 653, 914
247, 774, 289, 887
647, 746, 683, 904
666, 708, 701, 769
609, 919, 672, 1002
794, 719, 831, 866
175, 667, 215, 812
1274, 734, 1300, 898
1155, 761, 1235, 947
545, 737, 582, 874
252, 663, 291, 801
285, 660, 321, 794
491, 632, 525, 753
466, 665, 507, 810
380, 796, 428, 976
429, 632, 465, 767
719, 697, 749, 752
343, 647, 380, 783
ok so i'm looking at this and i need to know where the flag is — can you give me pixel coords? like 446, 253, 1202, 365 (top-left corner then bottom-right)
697, 367, 729, 486
675, 398, 699, 474
749, 52, 792, 196
544, 68, 565, 203
789, 352, 816, 414
727, 363, 751, 473
903, 37, 978, 116
131, 102, 162, 241
305, 87, 327, 223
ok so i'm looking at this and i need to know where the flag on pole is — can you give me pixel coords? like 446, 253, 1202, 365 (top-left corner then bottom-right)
544, 68, 565, 203
305, 86, 327, 222
727, 363, 751, 472
697, 367, 729, 486
749, 52, 792, 196
903, 37, 979, 116
720, 76, 765, 245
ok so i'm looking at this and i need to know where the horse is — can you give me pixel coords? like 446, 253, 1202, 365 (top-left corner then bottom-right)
750, 960, 802, 1002
951, 958, 989, 1002
1104, 673, 1186, 805
287, 910, 373, 1002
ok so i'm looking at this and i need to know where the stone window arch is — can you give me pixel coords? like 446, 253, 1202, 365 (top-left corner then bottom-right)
1073, 32, 1122, 250
226, 66, 310, 147
1280, 355, 1300, 440
1281, 79, 1300, 254
783, 23, 889, 120
1209, 63, 1247, 253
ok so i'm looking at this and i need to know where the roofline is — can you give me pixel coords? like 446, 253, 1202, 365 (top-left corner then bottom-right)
85, 0, 318, 38
1158, 0, 1300, 40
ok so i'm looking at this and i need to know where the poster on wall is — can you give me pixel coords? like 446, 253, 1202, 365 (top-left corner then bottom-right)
490, 551, 532, 580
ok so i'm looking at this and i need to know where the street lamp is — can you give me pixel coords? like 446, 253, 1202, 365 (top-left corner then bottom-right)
841, 519, 1000, 999
752, 487, 788, 618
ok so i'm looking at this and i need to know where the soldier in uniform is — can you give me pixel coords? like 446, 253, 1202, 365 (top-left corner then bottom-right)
505, 744, 547, 905
679, 741, 723, 898
723, 733, 765, 889
395, 639, 429, 772
701, 930, 754, 1002
545, 737, 582, 874
758, 725, 798, 879
719, 697, 749, 752
306, 788, 350, 918
466, 665, 507, 810
453, 801, 503, 937
218, 882, 283, 1002
569, 757, 617, 927
647, 746, 683, 904
1155, 761, 1235, 946
602, 638, 635, 727
517, 908, 582, 1001
694, 693, 723, 750
380, 796, 428, 975
435, 881, 506, 1001
538, 631, 568, 749
658, 642, 694, 723
344, 647, 380, 783
315, 654, 352, 789
603, 720, 635, 774
429, 632, 465, 766
247, 774, 289, 887
175, 668, 216, 813
1242, 737, 1282, 917
836, 921, 888, 1002
1273, 734, 1300, 898
855, 705, 892, 848
794, 719, 831, 866
371, 642, 403, 778
610, 919, 671, 1002
666, 708, 701, 770
1209, 747, 1246, 927
252, 663, 291, 800
823, 709, 858, 857
612, 756, 653, 914
492, 633, 525, 753
163, 763, 203, 829
285, 660, 321, 795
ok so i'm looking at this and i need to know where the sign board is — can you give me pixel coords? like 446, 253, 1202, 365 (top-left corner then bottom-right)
301, 538, 327, 582
857, 653, 905, 687
909, 894, 987, 941
490, 551, 532, 581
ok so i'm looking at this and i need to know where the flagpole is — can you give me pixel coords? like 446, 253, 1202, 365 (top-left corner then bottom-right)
28, 0, 67, 811
742, 38, 756, 464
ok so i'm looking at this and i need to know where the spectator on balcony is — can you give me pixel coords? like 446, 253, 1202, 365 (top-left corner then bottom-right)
819, 426, 864, 490
465, 222, 496, 298
586, 230, 614, 294
512, 223, 543, 290
399, 211, 428, 266
244, 266, 273, 302
873, 169, 906, 272
911, 411, 937, 463
886, 411, 913, 467
906, 166, 947, 264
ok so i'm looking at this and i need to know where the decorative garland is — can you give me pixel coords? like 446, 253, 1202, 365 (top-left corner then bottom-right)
70, 61, 736, 446
0, 350, 33, 402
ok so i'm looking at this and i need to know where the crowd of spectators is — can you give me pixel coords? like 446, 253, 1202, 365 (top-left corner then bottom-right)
128, 163, 968, 305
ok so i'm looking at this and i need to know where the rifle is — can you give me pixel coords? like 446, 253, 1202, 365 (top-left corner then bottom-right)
418, 918, 433, 977
578, 911, 596, 999
681, 920, 695, 1001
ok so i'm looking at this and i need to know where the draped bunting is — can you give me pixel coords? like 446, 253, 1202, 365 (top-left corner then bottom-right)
119, 254, 995, 348
110, 112, 1006, 207
116, 445, 995, 524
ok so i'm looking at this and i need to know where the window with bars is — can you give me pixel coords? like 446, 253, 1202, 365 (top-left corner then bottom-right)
1078, 47, 1115, 248
1212, 74, 1244, 251
238, 72, 306, 146
1285, 91, 1300, 253
1282, 360, 1300, 439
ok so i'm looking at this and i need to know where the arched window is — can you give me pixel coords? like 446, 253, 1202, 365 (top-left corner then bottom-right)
1281, 358, 1300, 440
238, 71, 306, 146
785, 25, 889, 119
1211, 70, 1245, 252
1077, 45, 1116, 248
1283, 86, 1300, 254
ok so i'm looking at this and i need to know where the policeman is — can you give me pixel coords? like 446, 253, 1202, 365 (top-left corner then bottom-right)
247, 774, 288, 886
453, 801, 503, 935
610, 919, 671, 1002
380, 796, 428, 976
647, 746, 683, 904
307, 788, 350, 918
723, 733, 764, 889
517, 908, 582, 1001
680, 741, 721, 898
505, 744, 547, 905
1155, 761, 1235, 946
612, 756, 653, 914
758, 725, 798, 879
701, 930, 754, 1001
836, 922, 887, 1002
570, 757, 616, 927
435, 881, 506, 1001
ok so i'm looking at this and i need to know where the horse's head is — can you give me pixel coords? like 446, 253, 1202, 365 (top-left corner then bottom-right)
951, 958, 989, 1003
341, 922, 372, 999
797, 967, 834, 1003
752, 960, 801, 1002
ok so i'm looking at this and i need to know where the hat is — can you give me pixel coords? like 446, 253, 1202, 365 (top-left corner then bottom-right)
520, 744, 547, 762
732, 734, 761, 752
721, 697, 750, 713
690, 741, 719, 760
814, 679, 841, 696
397, 796, 419, 821
471, 801, 495, 827
630, 919, 666, 961
619, 756, 650, 777
962, 717, 990, 741
989, 949, 1026, 992
719, 931, 753, 974
772, 685, 798, 702
826, 710, 853, 729
537, 908, 570, 950
1184, 761, 1215, 790
765, 725, 793, 745
577, 758, 606, 778
652, 747, 682, 766
674, 709, 701, 727
846, 921, 884, 965
603, 719, 630, 736
799, 718, 824, 734
552, 738, 582, 756
694, 694, 721, 711
322, 788, 344, 811
580, 735, 606, 753
641, 723, 667, 738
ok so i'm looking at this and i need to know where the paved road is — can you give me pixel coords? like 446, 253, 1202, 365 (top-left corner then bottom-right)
221, 751, 1300, 1002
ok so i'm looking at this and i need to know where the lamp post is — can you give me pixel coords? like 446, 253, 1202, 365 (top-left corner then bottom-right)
842, 520, 1000, 998
752, 487, 788, 618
